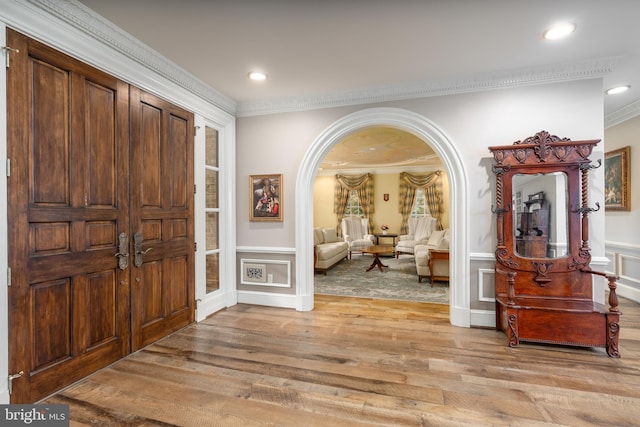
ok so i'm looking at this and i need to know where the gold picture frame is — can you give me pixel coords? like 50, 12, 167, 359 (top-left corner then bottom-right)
604, 146, 630, 211
250, 174, 283, 221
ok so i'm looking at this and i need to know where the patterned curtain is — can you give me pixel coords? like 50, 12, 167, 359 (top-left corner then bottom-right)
398, 171, 443, 233
424, 183, 444, 229
398, 186, 417, 235
334, 174, 375, 234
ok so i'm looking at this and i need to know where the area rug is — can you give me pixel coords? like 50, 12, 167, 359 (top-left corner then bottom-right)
314, 254, 449, 304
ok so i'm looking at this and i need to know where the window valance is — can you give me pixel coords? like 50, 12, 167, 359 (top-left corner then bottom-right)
398, 171, 443, 233
334, 173, 374, 234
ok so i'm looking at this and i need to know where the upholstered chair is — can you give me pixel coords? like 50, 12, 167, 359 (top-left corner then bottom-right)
415, 229, 450, 284
340, 217, 375, 259
394, 216, 437, 258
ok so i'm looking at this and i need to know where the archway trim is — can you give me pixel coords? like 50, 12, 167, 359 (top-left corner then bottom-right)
295, 107, 470, 327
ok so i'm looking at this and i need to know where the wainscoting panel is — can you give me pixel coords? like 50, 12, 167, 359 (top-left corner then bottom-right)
619, 253, 640, 285
605, 241, 640, 303
477, 268, 496, 303
469, 254, 496, 327
236, 247, 296, 309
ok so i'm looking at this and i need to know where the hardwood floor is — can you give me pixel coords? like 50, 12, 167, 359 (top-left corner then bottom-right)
44, 295, 640, 426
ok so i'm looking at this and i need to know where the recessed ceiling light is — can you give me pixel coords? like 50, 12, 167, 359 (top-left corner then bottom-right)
605, 85, 630, 95
543, 22, 576, 40
248, 71, 267, 81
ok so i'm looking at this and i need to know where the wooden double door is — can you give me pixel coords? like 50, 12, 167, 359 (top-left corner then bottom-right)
6, 29, 195, 403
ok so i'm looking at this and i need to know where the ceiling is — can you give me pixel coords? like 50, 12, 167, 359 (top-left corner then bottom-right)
319, 127, 440, 171
76, 0, 640, 170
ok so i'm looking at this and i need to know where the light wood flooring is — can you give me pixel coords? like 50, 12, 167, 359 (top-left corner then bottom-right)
44, 295, 640, 426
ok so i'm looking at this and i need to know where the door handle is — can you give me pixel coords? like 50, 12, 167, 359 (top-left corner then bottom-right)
114, 232, 129, 270
8, 370, 24, 395
134, 232, 152, 267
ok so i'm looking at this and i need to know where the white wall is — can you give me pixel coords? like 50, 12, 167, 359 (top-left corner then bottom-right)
236, 78, 606, 321
604, 116, 640, 300
237, 79, 605, 255
604, 116, 640, 244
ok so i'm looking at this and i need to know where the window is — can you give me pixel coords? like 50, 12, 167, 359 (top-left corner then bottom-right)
411, 188, 431, 216
204, 126, 220, 293
344, 190, 363, 216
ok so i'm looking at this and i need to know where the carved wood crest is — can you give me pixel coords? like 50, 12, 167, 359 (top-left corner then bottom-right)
490, 130, 597, 166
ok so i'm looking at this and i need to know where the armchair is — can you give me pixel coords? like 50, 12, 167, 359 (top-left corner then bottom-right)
415, 229, 450, 284
340, 217, 375, 259
395, 216, 437, 258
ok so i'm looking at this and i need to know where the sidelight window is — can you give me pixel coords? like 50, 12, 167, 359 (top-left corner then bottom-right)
205, 126, 220, 293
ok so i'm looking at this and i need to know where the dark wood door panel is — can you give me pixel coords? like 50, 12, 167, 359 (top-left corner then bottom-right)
8, 29, 194, 402
31, 279, 72, 372
138, 102, 163, 208
28, 246, 122, 282
7, 29, 130, 403
166, 256, 190, 315
167, 114, 189, 208
130, 87, 195, 351
30, 58, 70, 206
30, 272, 121, 372
25, 273, 127, 399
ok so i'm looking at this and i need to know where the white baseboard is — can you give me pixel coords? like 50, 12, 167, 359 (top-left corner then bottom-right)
617, 283, 640, 304
449, 306, 470, 328
196, 292, 228, 322
470, 309, 496, 328
237, 290, 297, 309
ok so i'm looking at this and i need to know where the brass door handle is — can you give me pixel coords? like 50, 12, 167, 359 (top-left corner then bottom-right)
115, 232, 129, 270
134, 232, 152, 267
8, 370, 24, 395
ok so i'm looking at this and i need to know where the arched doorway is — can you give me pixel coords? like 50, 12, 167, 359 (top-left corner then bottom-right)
295, 107, 470, 327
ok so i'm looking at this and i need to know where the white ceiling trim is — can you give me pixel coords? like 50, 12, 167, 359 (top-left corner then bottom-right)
30, 0, 620, 120
316, 165, 442, 177
236, 58, 616, 117
605, 98, 640, 128
30, 0, 237, 114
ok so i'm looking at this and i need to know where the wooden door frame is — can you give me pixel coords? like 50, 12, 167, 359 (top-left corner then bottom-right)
0, 22, 10, 405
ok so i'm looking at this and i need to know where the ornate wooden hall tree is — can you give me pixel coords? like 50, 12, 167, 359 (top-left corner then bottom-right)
489, 131, 621, 357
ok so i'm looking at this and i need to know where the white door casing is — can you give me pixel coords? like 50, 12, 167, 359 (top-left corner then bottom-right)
295, 107, 471, 327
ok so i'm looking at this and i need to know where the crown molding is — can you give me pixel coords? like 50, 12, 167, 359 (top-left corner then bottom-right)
316, 165, 442, 177
605, 98, 640, 128
27, 0, 236, 115
19, 1, 621, 121
237, 58, 615, 117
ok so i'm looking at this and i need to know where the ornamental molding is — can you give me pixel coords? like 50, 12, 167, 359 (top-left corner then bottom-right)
23, 0, 627, 119
236, 58, 616, 117
605, 98, 640, 128
26, 0, 236, 114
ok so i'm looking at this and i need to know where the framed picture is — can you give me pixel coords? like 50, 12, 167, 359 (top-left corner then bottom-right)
604, 146, 630, 211
250, 174, 283, 221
